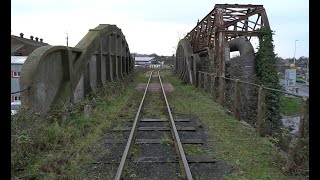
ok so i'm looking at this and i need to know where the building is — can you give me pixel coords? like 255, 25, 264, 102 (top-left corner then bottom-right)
11, 56, 28, 103
11, 33, 49, 113
11, 33, 49, 56
135, 56, 155, 66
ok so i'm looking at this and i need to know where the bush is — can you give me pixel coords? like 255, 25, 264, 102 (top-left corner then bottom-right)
11, 74, 134, 178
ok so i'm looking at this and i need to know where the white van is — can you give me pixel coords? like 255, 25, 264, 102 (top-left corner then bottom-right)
11, 101, 21, 115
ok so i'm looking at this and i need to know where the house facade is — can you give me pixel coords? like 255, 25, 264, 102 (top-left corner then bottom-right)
134, 56, 155, 65
11, 56, 27, 102
11, 33, 49, 105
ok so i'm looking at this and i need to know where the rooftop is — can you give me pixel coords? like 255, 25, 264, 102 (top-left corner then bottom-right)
11, 35, 49, 46
135, 56, 154, 61
11, 56, 28, 64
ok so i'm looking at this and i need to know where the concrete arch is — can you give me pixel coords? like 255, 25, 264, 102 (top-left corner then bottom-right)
20, 24, 133, 114
225, 36, 255, 81
224, 37, 257, 123
175, 38, 199, 84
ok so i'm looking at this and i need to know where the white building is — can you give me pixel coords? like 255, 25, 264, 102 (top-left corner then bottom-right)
11, 56, 27, 103
134, 56, 155, 66
11, 56, 27, 115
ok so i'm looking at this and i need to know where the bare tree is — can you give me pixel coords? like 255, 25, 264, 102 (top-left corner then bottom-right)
172, 31, 187, 54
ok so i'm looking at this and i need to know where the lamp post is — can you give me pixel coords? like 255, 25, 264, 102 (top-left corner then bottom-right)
294, 40, 299, 66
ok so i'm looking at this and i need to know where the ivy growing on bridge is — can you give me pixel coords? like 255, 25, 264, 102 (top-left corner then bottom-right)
255, 27, 282, 136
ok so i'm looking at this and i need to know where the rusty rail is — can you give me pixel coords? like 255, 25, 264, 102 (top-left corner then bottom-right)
114, 70, 154, 180
115, 70, 193, 179
158, 71, 193, 179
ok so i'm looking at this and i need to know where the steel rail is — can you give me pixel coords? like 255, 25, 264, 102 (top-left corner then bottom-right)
115, 70, 154, 180
158, 71, 194, 179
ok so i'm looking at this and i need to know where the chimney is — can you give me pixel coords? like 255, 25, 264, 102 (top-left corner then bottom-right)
30, 36, 34, 40
20, 33, 24, 38
40, 38, 43, 43
35, 37, 39, 42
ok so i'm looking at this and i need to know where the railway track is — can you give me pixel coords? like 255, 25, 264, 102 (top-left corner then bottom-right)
114, 70, 193, 179
96, 70, 217, 179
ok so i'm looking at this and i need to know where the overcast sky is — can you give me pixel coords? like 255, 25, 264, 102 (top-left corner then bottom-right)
11, 0, 308, 58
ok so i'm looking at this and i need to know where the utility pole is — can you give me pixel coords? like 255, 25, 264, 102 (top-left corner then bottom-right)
66, 33, 69, 47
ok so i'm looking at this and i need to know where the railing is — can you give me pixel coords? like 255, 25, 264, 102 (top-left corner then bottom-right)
197, 70, 309, 172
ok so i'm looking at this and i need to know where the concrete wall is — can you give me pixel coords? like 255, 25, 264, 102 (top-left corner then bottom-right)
74, 74, 84, 102
19, 24, 133, 114
21, 48, 66, 113
175, 39, 200, 85
89, 55, 98, 90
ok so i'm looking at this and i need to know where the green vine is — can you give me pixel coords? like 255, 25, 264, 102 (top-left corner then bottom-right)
255, 27, 282, 136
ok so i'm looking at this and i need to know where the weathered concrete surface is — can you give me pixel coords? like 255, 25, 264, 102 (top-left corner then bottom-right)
175, 39, 200, 85
20, 24, 134, 114
74, 74, 84, 102
225, 37, 257, 123
225, 36, 255, 81
19, 46, 71, 113
136, 83, 175, 92
89, 55, 98, 90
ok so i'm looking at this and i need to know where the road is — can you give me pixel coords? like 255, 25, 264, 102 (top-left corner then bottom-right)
279, 79, 308, 135
279, 79, 309, 97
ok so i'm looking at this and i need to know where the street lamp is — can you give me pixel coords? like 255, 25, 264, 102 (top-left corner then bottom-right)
294, 40, 299, 66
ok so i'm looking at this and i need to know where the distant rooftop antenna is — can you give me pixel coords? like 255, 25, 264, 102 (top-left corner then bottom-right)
66, 32, 69, 47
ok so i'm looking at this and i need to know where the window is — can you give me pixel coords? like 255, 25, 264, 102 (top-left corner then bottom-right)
13, 96, 20, 101
12, 71, 20, 78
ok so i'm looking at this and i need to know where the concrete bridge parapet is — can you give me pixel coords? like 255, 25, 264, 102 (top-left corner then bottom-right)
20, 24, 134, 114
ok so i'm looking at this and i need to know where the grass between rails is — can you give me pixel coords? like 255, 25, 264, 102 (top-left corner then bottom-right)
11, 70, 148, 179
161, 70, 307, 180
141, 91, 167, 119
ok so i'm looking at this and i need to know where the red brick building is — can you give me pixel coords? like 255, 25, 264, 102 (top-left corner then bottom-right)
11, 33, 49, 56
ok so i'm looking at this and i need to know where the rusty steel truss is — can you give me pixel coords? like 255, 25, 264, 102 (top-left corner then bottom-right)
182, 4, 270, 104
185, 4, 270, 53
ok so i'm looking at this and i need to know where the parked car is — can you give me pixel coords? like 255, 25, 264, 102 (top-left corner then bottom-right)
11, 101, 21, 115
296, 79, 306, 84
